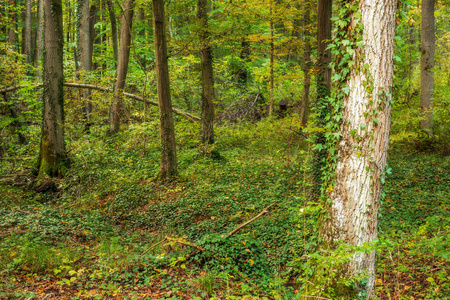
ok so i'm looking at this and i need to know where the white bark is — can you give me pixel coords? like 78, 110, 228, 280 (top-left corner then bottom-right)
322, 0, 396, 297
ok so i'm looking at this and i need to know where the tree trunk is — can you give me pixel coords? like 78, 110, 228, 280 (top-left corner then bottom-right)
8, 0, 17, 48
106, 0, 118, 62
24, 0, 32, 64
299, 0, 311, 125
110, 0, 134, 133
311, 0, 332, 200
77, 0, 92, 130
153, 0, 178, 178
36, 0, 44, 78
38, 0, 67, 178
268, 2, 274, 117
420, 0, 435, 137
319, 0, 396, 297
198, 0, 215, 144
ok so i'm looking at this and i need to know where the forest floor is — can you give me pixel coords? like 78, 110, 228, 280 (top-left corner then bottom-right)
0, 119, 449, 299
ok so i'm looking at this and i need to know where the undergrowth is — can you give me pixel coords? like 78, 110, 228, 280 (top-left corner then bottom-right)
0, 117, 449, 299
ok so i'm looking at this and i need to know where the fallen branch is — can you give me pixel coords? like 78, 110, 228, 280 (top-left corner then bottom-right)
166, 236, 206, 252
63, 82, 200, 122
140, 237, 167, 256
0, 83, 200, 122
225, 201, 278, 238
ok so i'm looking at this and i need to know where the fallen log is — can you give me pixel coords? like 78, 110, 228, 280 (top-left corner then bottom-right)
0, 83, 200, 122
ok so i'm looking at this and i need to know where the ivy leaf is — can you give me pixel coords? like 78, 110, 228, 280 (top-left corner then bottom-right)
342, 86, 350, 95
333, 73, 342, 82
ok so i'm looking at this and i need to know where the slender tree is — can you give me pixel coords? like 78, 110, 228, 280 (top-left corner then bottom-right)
77, 0, 93, 130
153, 0, 177, 178
299, 0, 312, 125
24, 0, 32, 64
268, 1, 275, 117
36, 0, 44, 78
106, 0, 118, 62
198, 0, 215, 144
110, 0, 134, 133
8, 0, 17, 47
420, 0, 435, 137
37, 0, 67, 178
318, 0, 396, 297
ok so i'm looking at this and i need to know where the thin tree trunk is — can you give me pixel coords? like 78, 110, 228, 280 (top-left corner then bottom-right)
311, 0, 332, 200
110, 0, 134, 133
198, 0, 215, 144
36, 0, 44, 78
320, 0, 396, 297
89, 1, 99, 69
268, 2, 274, 117
106, 0, 118, 62
8, 0, 17, 48
420, 0, 435, 137
24, 0, 32, 64
77, 0, 93, 130
38, 0, 67, 178
300, 0, 311, 125
153, 0, 177, 178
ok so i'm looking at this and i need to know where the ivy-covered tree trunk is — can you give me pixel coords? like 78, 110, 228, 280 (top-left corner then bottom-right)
110, 0, 134, 134
420, 0, 435, 137
311, 0, 332, 200
38, 0, 67, 178
319, 0, 396, 297
153, 0, 177, 179
198, 0, 215, 144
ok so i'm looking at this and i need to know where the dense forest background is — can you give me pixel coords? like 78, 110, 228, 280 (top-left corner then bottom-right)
0, 0, 449, 299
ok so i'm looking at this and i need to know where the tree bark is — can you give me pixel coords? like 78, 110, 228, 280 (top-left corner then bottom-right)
153, 0, 178, 178
36, 0, 44, 79
106, 0, 118, 62
198, 0, 215, 144
24, 0, 32, 64
110, 0, 134, 134
38, 0, 67, 178
420, 0, 435, 137
311, 0, 332, 200
320, 0, 396, 297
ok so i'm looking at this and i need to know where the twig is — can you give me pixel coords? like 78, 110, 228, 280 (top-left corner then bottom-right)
166, 236, 206, 252
299, 296, 333, 300
225, 201, 278, 238
140, 237, 167, 256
